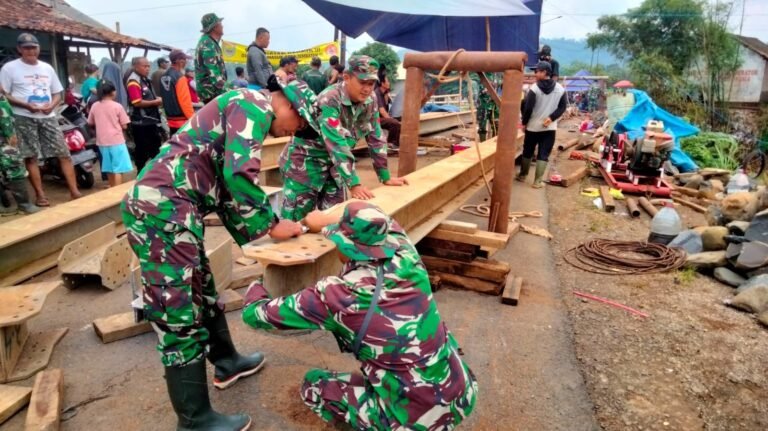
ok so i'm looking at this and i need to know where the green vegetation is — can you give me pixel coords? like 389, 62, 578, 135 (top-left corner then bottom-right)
352, 42, 400, 83
677, 267, 698, 285
680, 132, 742, 170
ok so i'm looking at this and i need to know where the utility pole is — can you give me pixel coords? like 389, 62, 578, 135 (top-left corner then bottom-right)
340, 33, 347, 66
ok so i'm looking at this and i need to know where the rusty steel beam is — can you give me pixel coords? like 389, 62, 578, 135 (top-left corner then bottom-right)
398, 67, 425, 176
403, 51, 527, 72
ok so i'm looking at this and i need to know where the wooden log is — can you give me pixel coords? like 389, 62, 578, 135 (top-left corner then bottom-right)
671, 194, 708, 213
426, 228, 509, 249
418, 238, 478, 254
626, 198, 641, 218
422, 256, 511, 284
25, 369, 63, 431
501, 276, 523, 305
559, 165, 589, 187
599, 186, 615, 213
672, 186, 701, 198
438, 220, 478, 234
417, 245, 477, 263
557, 138, 580, 151
0, 384, 31, 425
432, 271, 503, 296
638, 197, 658, 217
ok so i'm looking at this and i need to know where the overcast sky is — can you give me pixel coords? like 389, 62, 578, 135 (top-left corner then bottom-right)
67, 0, 768, 59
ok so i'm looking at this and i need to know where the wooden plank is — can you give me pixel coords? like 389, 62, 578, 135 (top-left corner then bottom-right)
418, 238, 479, 254
207, 239, 233, 292
0, 384, 31, 425
417, 245, 476, 262
599, 186, 615, 213
559, 165, 589, 187
7, 329, 68, 383
433, 271, 503, 296
0, 253, 59, 287
229, 264, 264, 290
421, 255, 510, 284
437, 220, 478, 234
426, 228, 509, 249
671, 194, 708, 213
501, 276, 523, 305
24, 369, 63, 431
235, 257, 256, 266
0, 282, 60, 327
0, 324, 28, 383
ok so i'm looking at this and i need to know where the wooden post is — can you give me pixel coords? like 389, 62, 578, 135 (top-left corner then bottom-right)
488, 69, 524, 233
398, 67, 426, 176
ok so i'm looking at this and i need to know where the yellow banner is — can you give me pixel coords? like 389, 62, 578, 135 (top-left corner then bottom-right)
221, 41, 340, 67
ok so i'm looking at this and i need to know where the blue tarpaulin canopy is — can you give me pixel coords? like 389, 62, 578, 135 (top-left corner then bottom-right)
615, 89, 700, 172
302, 0, 543, 66
563, 70, 596, 93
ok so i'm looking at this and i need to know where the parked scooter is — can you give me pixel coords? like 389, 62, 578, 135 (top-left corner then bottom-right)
38, 117, 98, 189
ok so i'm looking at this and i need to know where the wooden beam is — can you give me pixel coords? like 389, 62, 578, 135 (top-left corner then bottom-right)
434, 272, 503, 295
422, 255, 510, 284
0, 384, 31, 425
437, 220, 478, 234
501, 276, 523, 305
398, 66, 426, 176
559, 165, 589, 187
24, 369, 63, 431
426, 227, 509, 249
599, 186, 615, 212
403, 51, 527, 72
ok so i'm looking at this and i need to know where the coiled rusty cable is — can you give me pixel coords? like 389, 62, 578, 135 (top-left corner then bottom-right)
565, 239, 687, 275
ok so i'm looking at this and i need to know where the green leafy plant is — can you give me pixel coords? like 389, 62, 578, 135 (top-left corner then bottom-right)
680, 132, 741, 170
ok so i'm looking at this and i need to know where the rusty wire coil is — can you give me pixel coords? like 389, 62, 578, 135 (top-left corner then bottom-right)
564, 239, 687, 275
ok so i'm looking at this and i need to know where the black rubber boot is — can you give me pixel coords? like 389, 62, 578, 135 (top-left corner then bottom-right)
7, 180, 40, 214
204, 311, 265, 390
165, 359, 251, 431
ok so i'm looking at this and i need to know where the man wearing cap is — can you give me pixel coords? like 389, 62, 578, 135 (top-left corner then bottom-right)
160, 50, 195, 135
538, 45, 560, 81
517, 60, 566, 188
151, 57, 170, 96
0, 33, 81, 206
302, 56, 326, 96
195, 13, 229, 104
122, 81, 319, 430
278, 55, 408, 222
242, 201, 478, 430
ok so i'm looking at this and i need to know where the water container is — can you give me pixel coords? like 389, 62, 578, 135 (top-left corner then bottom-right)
648, 204, 683, 245
726, 169, 750, 195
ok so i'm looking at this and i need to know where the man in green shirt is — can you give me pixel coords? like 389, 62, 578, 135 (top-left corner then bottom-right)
301, 56, 326, 95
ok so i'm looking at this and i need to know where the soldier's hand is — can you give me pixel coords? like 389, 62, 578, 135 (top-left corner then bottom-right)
383, 177, 409, 187
269, 219, 303, 241
8, 135, 17, 147
351, 185, 375, 200
304, 210, 337, 233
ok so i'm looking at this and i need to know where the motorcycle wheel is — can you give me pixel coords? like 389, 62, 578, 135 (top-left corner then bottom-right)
76, 169, 95, 189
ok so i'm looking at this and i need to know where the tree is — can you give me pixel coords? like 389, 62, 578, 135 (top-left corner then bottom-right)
352, 42, 400, 82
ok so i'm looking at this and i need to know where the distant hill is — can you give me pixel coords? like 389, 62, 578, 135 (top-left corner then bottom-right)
397, 39, 622, 68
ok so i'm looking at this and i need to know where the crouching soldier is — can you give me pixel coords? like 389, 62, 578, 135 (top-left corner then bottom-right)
0, 94, 39, 215
242, 202, 478, 430
122, 81, 318, 431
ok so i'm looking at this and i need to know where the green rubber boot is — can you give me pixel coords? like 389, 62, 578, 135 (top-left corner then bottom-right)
165, 359, 252, 431
533, 161, 548, 188
204, 311, 265, 390
516, 158, 532, 182
8, 180, 40, 214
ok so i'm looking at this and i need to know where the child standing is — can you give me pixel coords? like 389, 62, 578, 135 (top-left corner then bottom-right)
87, 82, 133, 187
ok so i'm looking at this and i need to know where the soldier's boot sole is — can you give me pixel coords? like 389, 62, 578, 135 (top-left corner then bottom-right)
213, 358, 266, 390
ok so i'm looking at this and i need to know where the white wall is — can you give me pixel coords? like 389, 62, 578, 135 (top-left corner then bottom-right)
725, 48, 767, 103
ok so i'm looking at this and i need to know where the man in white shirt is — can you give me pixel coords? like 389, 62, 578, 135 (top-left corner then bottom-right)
0, 33, 80, 205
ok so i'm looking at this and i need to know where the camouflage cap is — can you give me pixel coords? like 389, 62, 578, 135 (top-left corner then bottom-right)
346, 55, 380, 81
279, 80, 320, 133
323, 202, 399, 261
201, 13, 224, 33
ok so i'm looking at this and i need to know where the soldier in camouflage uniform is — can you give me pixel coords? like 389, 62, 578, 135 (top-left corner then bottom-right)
195, 13, 230, 104
242, 201, 478, 430
477, 86, 499, 141
279, 55, 408, 222
122, 81, 318, 431
0, 94, 39, 215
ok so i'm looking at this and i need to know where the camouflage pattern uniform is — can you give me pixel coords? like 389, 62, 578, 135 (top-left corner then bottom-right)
0, 95, 25, 183
243, 202, 478, 430
195, 13, 229, 104
122, 83, 317, 367
280, 56, 391, 222
477, 88, 499, 140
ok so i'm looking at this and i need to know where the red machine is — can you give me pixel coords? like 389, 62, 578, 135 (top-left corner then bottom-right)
597, 120, 674, 197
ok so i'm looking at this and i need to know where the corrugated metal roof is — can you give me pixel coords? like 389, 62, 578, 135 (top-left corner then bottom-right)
736, 35, 768, 61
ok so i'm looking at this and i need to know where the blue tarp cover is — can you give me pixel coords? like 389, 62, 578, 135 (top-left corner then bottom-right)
615, 89, 699, 172
302, 0, 543, 66
563, 69, 596, 92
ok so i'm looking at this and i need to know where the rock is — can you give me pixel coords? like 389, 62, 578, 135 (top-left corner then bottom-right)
747, 266, 768, 279
736, 274, 768, 294
727, 221, 751, 236
758, 310, 768, 328
730, 285, 768, 314
720, 192, 758, 223
685, 251, 728, 270
706, 205, 725, 226
726, 242, 743, 265
668, 230, 703, 255
684, 174, 704, 189
745, 209, 768, 243
713, 267, 747, 287
701, 226, 729, 251
735, 241, 768, 270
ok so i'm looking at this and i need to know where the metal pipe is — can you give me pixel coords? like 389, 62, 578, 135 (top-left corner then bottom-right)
638, 197, 658, 217
403, 52, 526, 72
398, 67, 426, 176
488, 68, 524, 234
626, 198, 641, 218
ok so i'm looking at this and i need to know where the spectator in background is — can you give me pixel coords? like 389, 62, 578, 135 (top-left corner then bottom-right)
247, 27, 272, 89
126, 56, 164, 171
100, 61, 128, 108
160, 50, 195, 135
538, 45, 560, 81
301, 56, 326, 95
81, 64, 100, 104
87, 81, 132, 187
375, 65, 400, 148
195, 13, 229, 103
275, 56, 298, 83
185, 68, 202, 107
0, 33, 81, 205
325, 55, 340, 86
151, 57, 170, 96
232, 67, 249, 88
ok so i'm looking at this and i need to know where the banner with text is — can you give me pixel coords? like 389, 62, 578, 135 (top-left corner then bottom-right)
221, 41, 340, 67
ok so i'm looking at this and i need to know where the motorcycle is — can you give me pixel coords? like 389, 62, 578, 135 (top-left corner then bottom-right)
38, 117, 98, 189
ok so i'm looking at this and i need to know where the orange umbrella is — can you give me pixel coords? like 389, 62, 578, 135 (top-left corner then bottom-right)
613, 80, 634, 89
